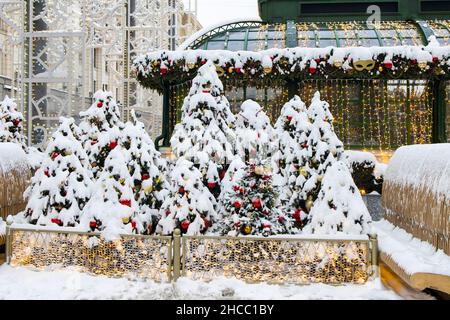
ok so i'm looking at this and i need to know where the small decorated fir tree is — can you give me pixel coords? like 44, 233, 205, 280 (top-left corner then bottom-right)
20, 117, 93, 227
122, 110, 169, 234
181, 60, 235, 138
234, 100, 277, 163
303, 161, 372, 235
0, 95, 27, 148
80, 147, 138, 238
218, 161, 295, 237
307, 92, 344, 160
170, 90, 233, 198
79, 91, 124, 178
157, 158, 217, 235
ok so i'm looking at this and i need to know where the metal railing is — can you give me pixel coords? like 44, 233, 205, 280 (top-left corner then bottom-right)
5, 222, 378, 284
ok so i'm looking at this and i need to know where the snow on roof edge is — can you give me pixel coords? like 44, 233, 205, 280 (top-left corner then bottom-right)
177, 17, 263, 51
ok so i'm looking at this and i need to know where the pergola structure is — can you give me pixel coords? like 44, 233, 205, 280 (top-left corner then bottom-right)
135, 0, 450, 158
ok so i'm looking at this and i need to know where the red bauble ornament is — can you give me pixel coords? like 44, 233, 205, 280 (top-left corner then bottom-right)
234, 200, 241, 209
109, 140, 118, 150
293, 209, 302, 222
287, 115, 293, 122
207, 181, 216, 189
433, 57, 439, 63
219, 170, 226, 180
178, 186, 185, 194
235, 67, 241, 73
181, 220, 190, 230
203, 218, 210, 229
89, 221, 97, 229
160, 66, 168, 74
141, 173, 150, 181
232, 185, 240, 192
51, 152, 59, 160
262, 222, 271, 229
90, 140, 97, 145
278, 215, 285, 223
314, 58, 321, 63
44, 169, 49, 177
302, 143, 308, 148
252, 198, 262, 209
309, 67, 317, 74
97, 101, 103, 108
13, 119, 21, 126
119, 199, 132, 207
201, 60, 206, 65
239, 187, 245, 194
234, 221, 241, 228
165, 210, 171, 217
51, 218, 62, 226
411, 59, 417, 65
384, 62, 393, 69
131, 220, 137, 229
202, 89, 210, 93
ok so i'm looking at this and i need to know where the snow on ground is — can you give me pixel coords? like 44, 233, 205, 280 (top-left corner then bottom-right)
0, 218, 5, 236
374, 219, 450, 276
0, 265, 402, 300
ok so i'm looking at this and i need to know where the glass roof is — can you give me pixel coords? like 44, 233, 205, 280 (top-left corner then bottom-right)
185, 20, 450, 51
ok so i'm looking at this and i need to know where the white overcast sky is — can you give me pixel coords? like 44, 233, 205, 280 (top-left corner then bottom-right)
182, 0, 260, 28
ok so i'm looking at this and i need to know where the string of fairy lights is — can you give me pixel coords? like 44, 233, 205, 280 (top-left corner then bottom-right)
169, 76, 435, 158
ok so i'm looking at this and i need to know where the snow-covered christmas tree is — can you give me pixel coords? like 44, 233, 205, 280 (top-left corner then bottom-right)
303, 161, 372, 235
157, 158, 217, 235
80, 147, 138, 238
307, 92, 344, 161
0, 95, 27, 148
79, 91, 124, 178
122, 110, 169, 235
20, 117, 93, 227
180, 60, 235, 140
170, 83, 233, 198
218, 160, 295, 237
234, 100, 277, 163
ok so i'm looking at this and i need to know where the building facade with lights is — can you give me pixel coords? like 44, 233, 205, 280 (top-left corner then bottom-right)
135, 0, 450, 159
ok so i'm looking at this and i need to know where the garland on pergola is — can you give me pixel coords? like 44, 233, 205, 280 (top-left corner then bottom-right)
133, 38, 450, 92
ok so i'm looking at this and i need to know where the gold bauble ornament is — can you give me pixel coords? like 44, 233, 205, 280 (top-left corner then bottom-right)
378, 66, 383, 72
317, 175, 323, 182
152, 60, 160, 67
306, 199, 314, 211
187, 62, 195, 69
263, 66, 272, 74
119, 178, 125, 185
228, 67, 234, 74
122, 216, 130, 224
243, 225, 252, 235
333, 60, 343, 68
155, 176, 161, 184
299, 167, 308, 177
144, 185, 153, 194
91, 161, 97, 168
255, 166, 265, 175
360, 189, 367, 196
418, 61, 427, 70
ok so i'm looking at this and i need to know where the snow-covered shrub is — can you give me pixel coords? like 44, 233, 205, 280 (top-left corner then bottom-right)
342, 150, 385, 194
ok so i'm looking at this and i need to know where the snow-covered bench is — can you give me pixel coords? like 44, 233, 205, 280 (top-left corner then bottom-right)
0, 143, 33, 246
380, 144, 450, 294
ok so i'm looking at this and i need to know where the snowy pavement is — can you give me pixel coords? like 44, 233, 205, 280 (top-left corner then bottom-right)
0, 264, 403, 300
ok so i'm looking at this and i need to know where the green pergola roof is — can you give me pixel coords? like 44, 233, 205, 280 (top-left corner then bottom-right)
183, 20, 450, 51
